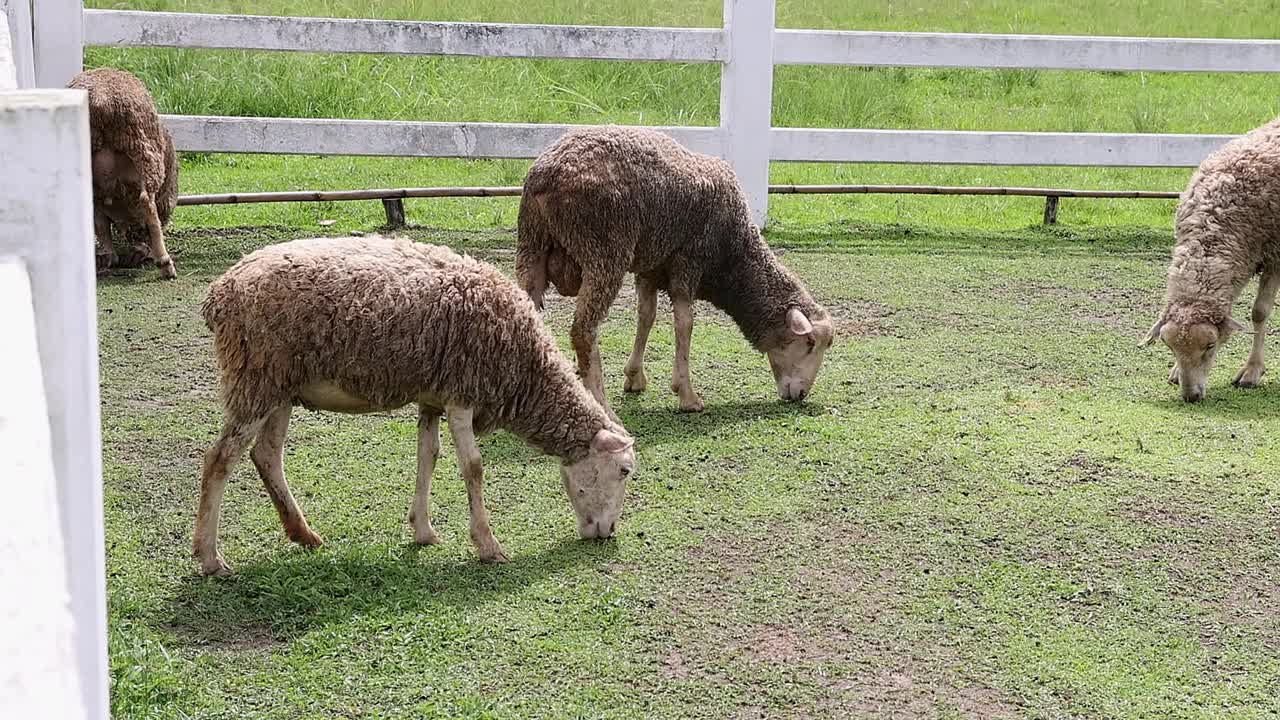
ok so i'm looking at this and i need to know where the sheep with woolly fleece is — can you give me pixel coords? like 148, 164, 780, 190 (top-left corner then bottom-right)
516, 125, 835, 417
67, 67, 179, 279
195, 235, 636, 576
1143, 115, 1280, 402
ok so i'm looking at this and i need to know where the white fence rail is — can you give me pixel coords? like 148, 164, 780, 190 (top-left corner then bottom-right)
26, 1, 1280, 222
30, 1, 1279, 223
0, 5, 108, 714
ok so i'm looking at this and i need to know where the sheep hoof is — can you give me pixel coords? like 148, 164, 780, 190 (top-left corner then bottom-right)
289, 527, 325, 548
678, 395, 705, 413
1233, 366, 1265, 388
478, 542, 510, 564
199, 555, 233, 577
157, 256, 177, 280
623, 368, 648, 393
413, 528, 443, 546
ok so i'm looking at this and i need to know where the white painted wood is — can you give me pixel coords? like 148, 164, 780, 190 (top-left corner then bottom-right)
3, 0, 36, 87
775, 29, 1280, 72
0, 258, 89, 720
769, 128, 1236, 167
0, 2, 15, 89
32, 0, 81, 87
720, 0, 775, 226
84, 9, 726, 62
163, 115, 724, 158
0, 89, 106, 720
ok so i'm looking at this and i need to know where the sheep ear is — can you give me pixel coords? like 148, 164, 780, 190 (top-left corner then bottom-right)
1140, 318, 1165, 347
787, 307, 813, 336
1222, 317, 1247, 334
591, 428, 634, 454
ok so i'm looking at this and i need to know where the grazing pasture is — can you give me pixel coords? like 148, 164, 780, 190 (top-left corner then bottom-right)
88, 0, 1280, 718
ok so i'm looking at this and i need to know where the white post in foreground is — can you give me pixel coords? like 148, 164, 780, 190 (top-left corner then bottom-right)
0, 89, 106, 720
720, 0, 775, 227
2, 0, 36, 87
33, 0, 81, 86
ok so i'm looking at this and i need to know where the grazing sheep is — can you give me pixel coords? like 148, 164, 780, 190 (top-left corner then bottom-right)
516, 126, 835, 417
1142, 115, 1280, 402
67, 67, 178, 279
194, 235, 636, 576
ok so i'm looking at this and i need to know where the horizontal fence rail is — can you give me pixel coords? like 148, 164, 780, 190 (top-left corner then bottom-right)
84, 9, 726, 62
165, 116, 725, 158
164, 115, 1239, 168
770, 128, 1238, 166
774, 29, 1280, 72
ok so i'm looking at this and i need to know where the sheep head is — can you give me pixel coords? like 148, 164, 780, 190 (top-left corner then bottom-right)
766, 307, 835, 402
560, 427, 635, 540
1142, 315, 1247, 402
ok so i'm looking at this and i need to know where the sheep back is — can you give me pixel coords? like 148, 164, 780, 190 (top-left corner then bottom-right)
202, 236, 605, 456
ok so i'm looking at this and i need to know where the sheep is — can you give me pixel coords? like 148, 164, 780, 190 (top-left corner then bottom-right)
67, 67, 179, 279
1142, 115, 1280, 402
515, 125, 835, 417
194, 235, 636, 576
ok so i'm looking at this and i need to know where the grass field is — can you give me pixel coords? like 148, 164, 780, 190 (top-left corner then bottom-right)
85, 1, 1280, 718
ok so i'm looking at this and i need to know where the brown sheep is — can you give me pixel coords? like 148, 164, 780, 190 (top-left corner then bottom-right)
67, 67, 178, 279
516, 126, 835, 417
195, 235, 636, 576
1142, 115, 1280, 402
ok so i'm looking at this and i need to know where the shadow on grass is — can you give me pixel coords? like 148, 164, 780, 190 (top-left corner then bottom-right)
1138, 387, 1280, 418
616, 398, 826, 447
167, 536, 614, 646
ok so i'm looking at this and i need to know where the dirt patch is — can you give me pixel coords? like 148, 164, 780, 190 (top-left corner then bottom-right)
661, 520, 1023, 717
1121, 496, 1216, 529
993, 281, 1154, 332
825, 299, 896, 338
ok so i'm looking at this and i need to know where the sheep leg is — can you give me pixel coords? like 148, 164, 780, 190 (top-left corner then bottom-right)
1234, 271, 1280, 388
624, 277, 658, 393
447, 406, 509, 563
94, 211, 115, 270
409, 408, 443, 545
670, 295, 704, 412
571, 273, 625, 422
250, 404, 323, 548
140, 190, 177, 280
193, 417, 264, 576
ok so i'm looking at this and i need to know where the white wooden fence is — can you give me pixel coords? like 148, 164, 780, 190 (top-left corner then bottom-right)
0, 3, 107, 720
13, 1, 1280, 224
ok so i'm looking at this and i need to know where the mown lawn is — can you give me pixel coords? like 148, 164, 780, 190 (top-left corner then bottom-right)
101, 223, 1280, 719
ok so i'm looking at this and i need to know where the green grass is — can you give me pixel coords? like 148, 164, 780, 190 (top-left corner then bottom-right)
102, 222, 1280, 718
84, 0, 1280, 231
87, 1, 1280, 717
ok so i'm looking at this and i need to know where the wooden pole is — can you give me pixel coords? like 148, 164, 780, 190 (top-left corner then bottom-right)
1043, 195, 1059, 224
175, 183, 1180, 207
382, 197, 406, 228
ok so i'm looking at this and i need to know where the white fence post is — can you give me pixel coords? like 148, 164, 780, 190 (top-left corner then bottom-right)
720, 0, 775, 227
33, 0, 81, 86
0, 89, 107, 720
2, 0, 36, 87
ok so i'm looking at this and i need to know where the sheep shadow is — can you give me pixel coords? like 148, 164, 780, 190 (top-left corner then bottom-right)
166, 537, 612, 648
616, 397, 827, 447
1138, 386, 1280, 418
